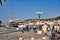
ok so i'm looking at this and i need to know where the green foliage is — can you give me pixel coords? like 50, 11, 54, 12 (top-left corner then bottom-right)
25, 16, 60, 21
45, 16, 60, 20
0, 0, 6, 6
0, 20, 2, 24
0, 0, 2, 6
4, 0, 6, 2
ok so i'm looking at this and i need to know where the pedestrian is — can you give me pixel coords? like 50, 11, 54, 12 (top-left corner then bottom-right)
33, 25, 37, 32
51, 26, 56, 39
42, 23, 48, 35
26, 25, 29, 31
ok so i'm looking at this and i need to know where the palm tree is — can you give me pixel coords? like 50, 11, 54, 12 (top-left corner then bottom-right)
0, 0, 6, 6
0, 20, 2, 24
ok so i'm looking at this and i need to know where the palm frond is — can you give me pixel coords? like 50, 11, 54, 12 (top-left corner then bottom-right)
0, 0, 2, 6
4, 0, 6, 2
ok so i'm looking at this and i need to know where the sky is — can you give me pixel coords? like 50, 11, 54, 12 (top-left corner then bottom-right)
0, 0, 60, 24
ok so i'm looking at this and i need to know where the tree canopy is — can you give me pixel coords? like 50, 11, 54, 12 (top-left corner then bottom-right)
0, 20, 2, 24
0, 0, 6, 6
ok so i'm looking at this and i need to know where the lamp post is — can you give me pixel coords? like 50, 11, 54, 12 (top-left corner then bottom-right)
36, 12, 43, 19
36, 12, 43, 30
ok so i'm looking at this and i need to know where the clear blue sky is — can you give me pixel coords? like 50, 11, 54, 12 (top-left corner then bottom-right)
0, 0, 60, 23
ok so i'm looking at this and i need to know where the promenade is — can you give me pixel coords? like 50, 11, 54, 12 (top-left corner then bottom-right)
0, 27, 50, 40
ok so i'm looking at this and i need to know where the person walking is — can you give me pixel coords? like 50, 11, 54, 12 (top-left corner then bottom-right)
51, 26, 56, 40
42, 23, 48, 35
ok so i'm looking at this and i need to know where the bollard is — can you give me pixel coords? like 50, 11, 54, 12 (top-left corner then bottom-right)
19, 37, 23, 40
31, 37, 34, 40
42, 37, 46, 40
16, 28, 19, 30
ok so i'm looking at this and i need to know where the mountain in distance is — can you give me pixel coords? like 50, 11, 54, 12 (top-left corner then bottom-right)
46, 16, 60, 20
25, 16, 60, 21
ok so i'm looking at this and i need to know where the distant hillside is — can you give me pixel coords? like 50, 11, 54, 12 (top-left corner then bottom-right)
25, 16, 60, 21
54, 16, 60, 20
46, 16, 60, 20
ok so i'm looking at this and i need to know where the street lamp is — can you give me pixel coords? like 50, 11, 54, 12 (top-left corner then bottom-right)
36, 12, 43, 19
36, 12, 43, 30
